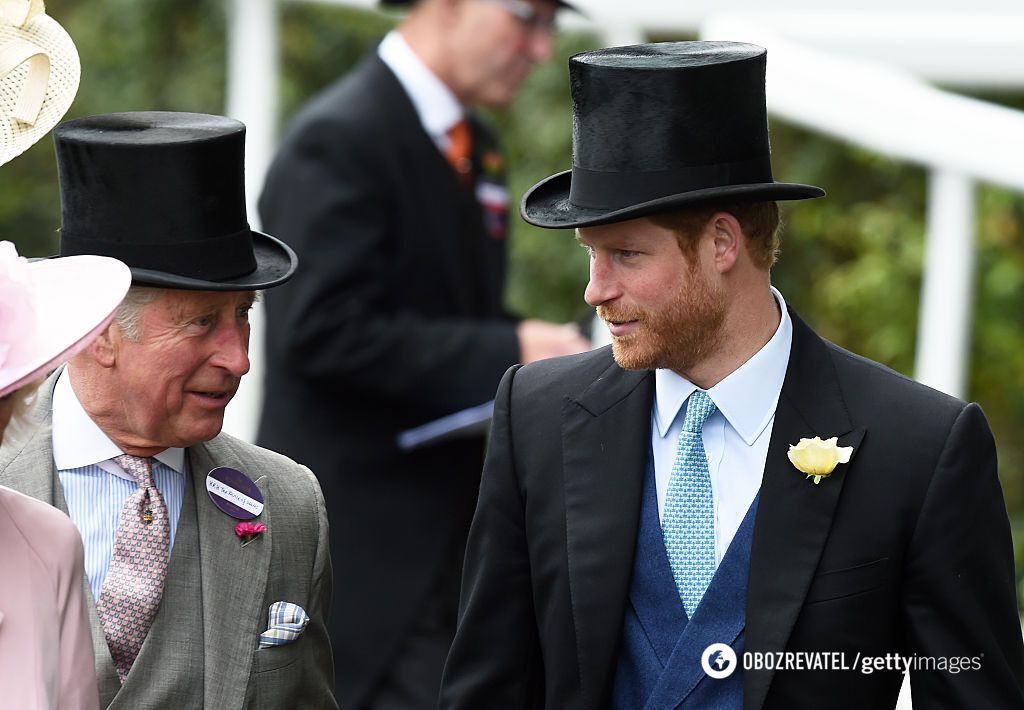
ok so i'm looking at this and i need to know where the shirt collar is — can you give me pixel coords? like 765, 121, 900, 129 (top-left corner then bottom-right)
52, 368, 185, 474
378, 30, 464, 141
654, 287, 793, 445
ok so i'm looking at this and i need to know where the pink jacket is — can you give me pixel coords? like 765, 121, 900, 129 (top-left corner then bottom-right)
0, 485, 98, 709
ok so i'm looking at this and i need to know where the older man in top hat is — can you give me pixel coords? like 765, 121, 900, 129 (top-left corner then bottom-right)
439, 42, 1024, 709
0, 112, 337, 709
257, 0, 588, 707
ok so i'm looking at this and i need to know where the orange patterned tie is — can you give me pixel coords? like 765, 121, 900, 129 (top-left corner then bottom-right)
97, 455, 170, 683
445, 118, 473, 186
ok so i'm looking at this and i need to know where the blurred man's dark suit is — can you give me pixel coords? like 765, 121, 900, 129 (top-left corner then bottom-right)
257, 50, 520, 707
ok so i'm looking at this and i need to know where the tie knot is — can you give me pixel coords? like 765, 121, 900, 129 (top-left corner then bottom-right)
682, 390, 716, 434
113, 454, 155, 488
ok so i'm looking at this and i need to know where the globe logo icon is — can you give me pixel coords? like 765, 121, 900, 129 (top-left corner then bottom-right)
701, 643, 738, 679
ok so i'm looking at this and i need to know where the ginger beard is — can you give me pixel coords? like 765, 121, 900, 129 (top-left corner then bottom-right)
598, 261, 727, 374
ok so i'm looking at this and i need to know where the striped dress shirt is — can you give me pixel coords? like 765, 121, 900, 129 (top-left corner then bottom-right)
52, 370, 186, 602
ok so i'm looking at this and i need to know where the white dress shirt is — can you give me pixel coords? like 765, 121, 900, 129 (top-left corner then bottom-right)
52, 369, 186, 602
378, 30, 464, 151
652, 287, 793, 565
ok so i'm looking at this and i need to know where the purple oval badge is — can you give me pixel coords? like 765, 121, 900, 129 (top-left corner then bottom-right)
206, 467, 264, 520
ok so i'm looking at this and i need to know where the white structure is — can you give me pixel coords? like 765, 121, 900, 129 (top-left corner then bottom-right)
699, 11, 1024, 401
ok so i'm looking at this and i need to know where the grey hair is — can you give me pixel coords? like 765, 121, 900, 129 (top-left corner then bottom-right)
114, 286, 165, 342
113, 287, 263, 341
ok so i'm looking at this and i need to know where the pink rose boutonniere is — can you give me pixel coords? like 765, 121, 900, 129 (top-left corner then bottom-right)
235, 521, 266, 547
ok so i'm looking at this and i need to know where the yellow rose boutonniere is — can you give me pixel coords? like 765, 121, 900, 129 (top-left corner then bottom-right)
788, 436, 853, 485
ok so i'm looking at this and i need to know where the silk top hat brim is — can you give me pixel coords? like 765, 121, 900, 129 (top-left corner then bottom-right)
0, 0, 80, 167
53, 112, 298, 291
522, 171, 824, 229
0, 242, 130, 398
522, 41, 824, 229
117, 231, 298, 291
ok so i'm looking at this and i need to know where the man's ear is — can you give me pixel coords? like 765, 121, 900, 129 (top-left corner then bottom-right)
708, 211, 743, 274
86, 324, 118, 368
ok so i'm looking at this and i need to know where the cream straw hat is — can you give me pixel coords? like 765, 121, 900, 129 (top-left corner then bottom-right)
0, 4, 128, 398
0, 0, 79, 166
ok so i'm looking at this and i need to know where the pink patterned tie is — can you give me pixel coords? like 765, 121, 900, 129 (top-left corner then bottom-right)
97, 454, 170, 683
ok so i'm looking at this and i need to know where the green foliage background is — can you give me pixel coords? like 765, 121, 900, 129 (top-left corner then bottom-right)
4, 2, 1023, 581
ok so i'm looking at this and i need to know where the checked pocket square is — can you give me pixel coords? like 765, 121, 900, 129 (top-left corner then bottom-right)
259, 601, 310, 648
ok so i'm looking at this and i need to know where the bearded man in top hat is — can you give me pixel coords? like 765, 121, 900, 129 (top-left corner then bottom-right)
0, 112, 337, 709
439, 42, 1024, 709
257, 0, 589, 707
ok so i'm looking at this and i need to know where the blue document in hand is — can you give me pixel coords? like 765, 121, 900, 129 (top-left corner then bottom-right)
397, 401, 495, 451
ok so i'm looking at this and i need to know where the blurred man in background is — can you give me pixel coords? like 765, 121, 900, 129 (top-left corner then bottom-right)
257, 0, 588, 706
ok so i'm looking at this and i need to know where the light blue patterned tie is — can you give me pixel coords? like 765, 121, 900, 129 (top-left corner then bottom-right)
662, 389, 718, 617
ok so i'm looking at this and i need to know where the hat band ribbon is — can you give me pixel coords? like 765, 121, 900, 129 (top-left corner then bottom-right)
0, 0, 42, 27
0, 39, 50, 125
61, 228, 258, 282
568, 156, 774, 210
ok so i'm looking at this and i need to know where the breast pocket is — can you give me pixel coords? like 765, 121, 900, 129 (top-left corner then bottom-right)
254, 638, 306, 674
805, 557, 890, 604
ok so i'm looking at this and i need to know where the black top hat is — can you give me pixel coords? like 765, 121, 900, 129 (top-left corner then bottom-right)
53, 111, 297, 290
522, 42, 825, 229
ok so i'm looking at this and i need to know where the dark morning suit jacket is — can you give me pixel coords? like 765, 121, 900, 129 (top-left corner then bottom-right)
440, 310, 1024, 709
0, 375, 337, 709
257, 52, 520, 706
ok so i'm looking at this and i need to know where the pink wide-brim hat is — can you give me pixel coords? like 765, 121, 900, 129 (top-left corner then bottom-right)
0, 241, 130, 398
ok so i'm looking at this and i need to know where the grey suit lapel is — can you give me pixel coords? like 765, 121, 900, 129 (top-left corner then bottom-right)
562, 361, 652, 707
190, 438, 272, 710
0, 374, 58, 504
52, 467, 122, 705
90, 583, 121, 705
0, 373, 123, 702
110, 466, 204, 708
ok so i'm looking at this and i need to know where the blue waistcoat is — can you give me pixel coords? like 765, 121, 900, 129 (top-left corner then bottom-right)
611, 449, 759, 710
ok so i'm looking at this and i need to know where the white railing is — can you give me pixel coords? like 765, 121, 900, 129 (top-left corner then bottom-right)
700, 11, 1024, 399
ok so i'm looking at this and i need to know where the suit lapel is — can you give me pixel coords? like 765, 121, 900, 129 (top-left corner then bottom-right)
563, 361, 652, 706
190, 438, 272, 710
628, 453, 687, 666
470, 119, 508, 243
744, 312, 866, 710
110, 467, 205, 707
51, 467, 122, 703
371, 55, 478, 309
0, 373, 124, 701
0, 375, 58, 504
86, 545, 119, 706
646, 495, 759, 710
0, 429, 55, 502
